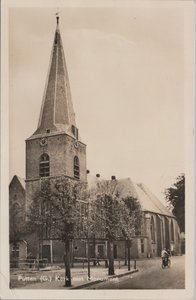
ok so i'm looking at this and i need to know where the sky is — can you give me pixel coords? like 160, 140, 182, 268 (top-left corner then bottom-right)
9, 4, 186, 203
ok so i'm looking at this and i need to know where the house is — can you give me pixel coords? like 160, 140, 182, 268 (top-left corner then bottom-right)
9, 176, 27, 267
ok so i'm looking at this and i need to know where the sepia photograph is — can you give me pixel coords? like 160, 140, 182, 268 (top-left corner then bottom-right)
0, 0, 194, 299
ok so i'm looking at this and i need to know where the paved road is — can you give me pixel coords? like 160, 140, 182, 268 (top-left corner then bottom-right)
86, 256, 185, 289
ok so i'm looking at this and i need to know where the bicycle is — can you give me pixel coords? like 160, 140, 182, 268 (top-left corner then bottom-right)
161, 257, 171, 269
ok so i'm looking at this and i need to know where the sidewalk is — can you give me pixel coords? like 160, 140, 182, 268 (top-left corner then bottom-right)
10, 260, 138, 289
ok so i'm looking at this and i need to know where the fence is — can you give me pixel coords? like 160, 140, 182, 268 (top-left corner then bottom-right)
73, 257, 137, 270
10, 258, 48, 269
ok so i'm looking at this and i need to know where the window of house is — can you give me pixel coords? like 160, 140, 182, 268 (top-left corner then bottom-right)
12, 245, 19, 258
171, 219, 174, 241
39, 153, 50, 177
150, 216, 155, 242
74, 156, 80, 179
141, 239, 144, 253
12, 245, 19, 251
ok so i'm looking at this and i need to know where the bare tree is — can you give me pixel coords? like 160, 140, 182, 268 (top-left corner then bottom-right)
89, 179, 142, 275
27, 176, 87, 287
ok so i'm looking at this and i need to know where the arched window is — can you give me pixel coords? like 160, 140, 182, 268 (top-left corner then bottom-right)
150, 216, 155, 242
39, 153, 50, 177
171, 219, 174, 241
74, 156, 80, 179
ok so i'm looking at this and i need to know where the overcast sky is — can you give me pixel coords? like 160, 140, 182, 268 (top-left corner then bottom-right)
9, 4, 186, 203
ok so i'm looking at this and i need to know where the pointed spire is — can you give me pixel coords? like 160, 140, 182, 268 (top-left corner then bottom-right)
34, 16, 77, 137
56, 13, 59, 28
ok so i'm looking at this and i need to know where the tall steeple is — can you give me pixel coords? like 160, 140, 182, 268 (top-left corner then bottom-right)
34, 16, 76, 136
25, 15, 87, 216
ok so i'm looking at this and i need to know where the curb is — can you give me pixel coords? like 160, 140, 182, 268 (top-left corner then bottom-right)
70, 269, 138, 289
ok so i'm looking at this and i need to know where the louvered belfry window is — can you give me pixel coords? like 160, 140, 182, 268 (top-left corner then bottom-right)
74, 156, 80, 179
40, 153, 50, 177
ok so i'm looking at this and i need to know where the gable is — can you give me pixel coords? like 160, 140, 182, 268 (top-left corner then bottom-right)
9, 175, 25, 192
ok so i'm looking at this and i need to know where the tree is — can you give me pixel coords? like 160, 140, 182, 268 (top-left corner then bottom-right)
27, 176, 87, 287
165, 174, 185, 233
89, 179, 142, 275
123, 196, 143, 235
123, 196, 143, 267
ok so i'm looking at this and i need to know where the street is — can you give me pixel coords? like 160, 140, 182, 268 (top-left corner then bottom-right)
10, 256, 185, 289
85, 256, 185, 289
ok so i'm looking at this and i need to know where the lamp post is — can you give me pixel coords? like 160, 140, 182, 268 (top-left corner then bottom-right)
107, 175, 117, 276
127, 239, 131, 271
85, 169, 91, 279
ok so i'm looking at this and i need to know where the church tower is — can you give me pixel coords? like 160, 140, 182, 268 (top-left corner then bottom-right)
25, 16, 87, 205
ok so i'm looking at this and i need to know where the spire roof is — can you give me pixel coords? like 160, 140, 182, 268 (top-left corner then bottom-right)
33, 17, 77, 137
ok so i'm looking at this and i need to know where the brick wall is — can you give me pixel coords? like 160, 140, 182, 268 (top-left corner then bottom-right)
26, 133, 86, 181
26, 132, 87, 208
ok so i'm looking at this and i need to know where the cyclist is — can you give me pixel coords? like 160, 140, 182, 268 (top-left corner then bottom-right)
161, 248, 170, 267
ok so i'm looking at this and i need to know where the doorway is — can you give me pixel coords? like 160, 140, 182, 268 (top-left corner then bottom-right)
42, 245, 51, 263
113, 244, 118, 259
97, 245, 104, 258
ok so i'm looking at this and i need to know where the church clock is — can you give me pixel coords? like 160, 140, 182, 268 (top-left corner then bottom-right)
40, 137, 48, 147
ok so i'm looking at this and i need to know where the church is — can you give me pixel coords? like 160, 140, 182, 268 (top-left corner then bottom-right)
9, 16, 181, 266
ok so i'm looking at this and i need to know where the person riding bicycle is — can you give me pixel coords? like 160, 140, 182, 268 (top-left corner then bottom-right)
161, 248, 169, 265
